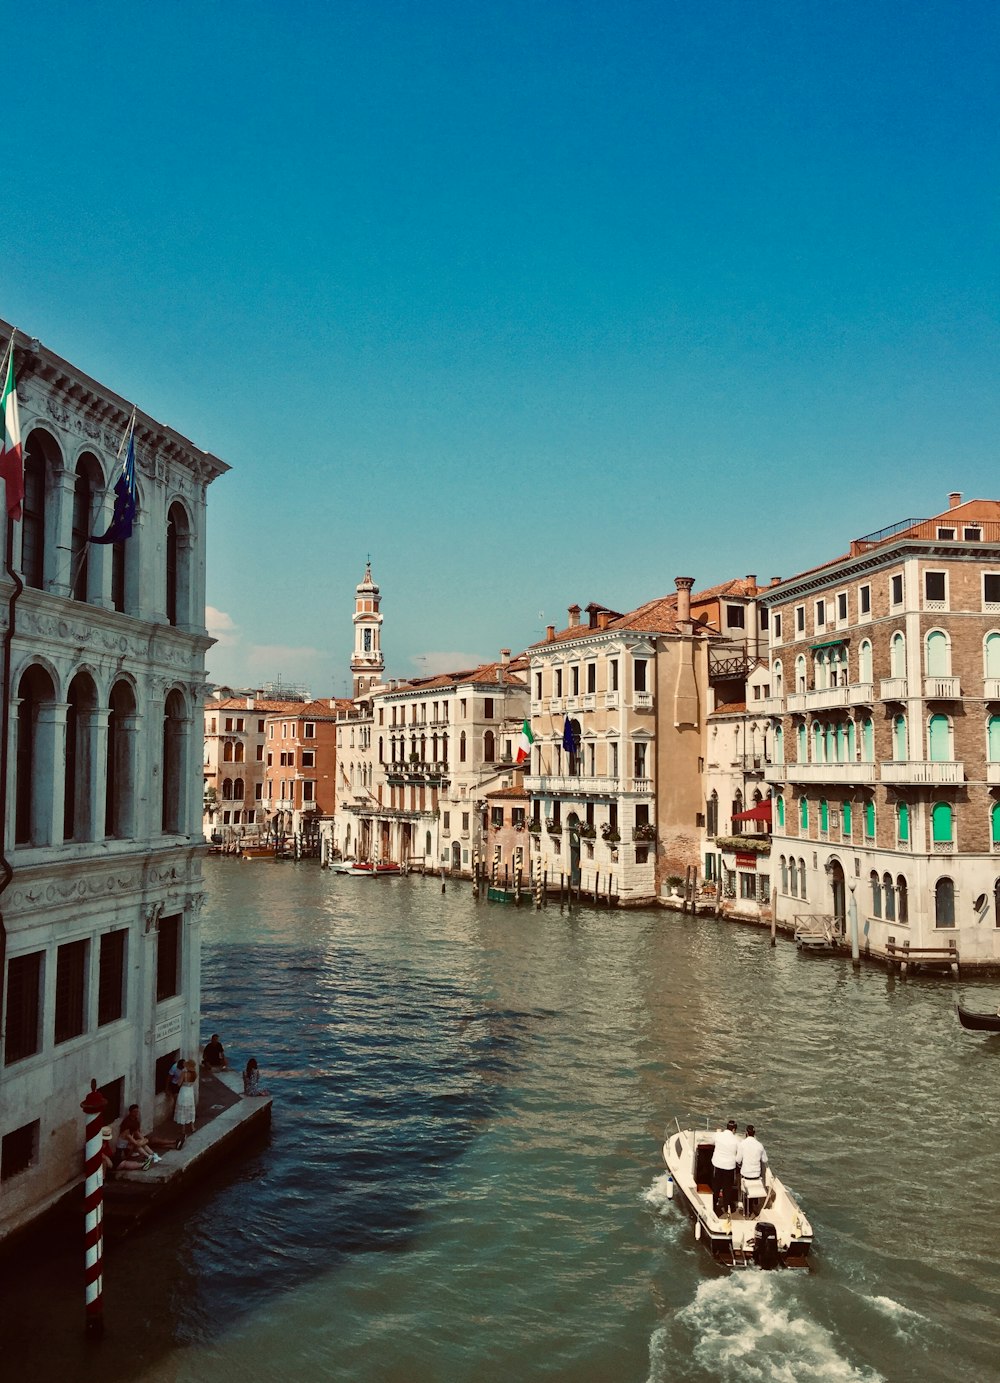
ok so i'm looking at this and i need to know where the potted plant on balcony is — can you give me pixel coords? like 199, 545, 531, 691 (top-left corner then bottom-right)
528, 818, 542, 837
633, 822, 657, 842
545, 817, 562, 834
601, 823, 621, 843
577, 822, 596, 839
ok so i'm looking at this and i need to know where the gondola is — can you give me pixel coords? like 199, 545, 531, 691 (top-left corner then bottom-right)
956, 1002, 1000, 1032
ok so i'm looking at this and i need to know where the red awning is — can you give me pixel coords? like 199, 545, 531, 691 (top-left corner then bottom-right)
731, 800, 772, 823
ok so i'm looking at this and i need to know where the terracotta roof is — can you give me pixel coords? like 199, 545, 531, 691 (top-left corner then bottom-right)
387, 657, 529, 693
528, 579, 760, 648
708, 701, 748, 718
205, 696, 310, 713
486, 784, 530, 800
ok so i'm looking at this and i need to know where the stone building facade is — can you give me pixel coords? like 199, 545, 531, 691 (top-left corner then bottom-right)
0, 323, 227, 1243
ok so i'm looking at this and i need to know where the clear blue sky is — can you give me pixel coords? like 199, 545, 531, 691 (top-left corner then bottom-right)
6, 1, 999, 693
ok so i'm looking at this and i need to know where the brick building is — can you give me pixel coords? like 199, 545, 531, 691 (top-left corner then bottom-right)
760, 493, 1000, 965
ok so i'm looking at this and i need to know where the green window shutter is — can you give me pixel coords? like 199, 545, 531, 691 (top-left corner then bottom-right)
932, 802, 953, 843
842, 801, 852, 834
777, 796, 785, 828
992, 803, 1000, 846
800, 797, 808, 830
898, 802, 909, 843
820, 799, 828, 831
865, 800, 875, 837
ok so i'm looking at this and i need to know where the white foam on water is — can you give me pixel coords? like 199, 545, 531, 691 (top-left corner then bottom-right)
648, 1274, 885, 1383
643, 1172, 676, 1216
865, 1294, 925, 1341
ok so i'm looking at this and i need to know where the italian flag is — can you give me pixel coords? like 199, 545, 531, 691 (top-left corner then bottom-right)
0, 344, 23, 520
515, 719, 534, 764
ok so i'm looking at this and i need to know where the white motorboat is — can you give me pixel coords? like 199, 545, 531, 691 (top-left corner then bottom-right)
662, 1125, 813, 1269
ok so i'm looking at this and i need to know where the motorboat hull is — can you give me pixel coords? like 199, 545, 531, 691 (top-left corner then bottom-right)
663, 1128, 813, 1269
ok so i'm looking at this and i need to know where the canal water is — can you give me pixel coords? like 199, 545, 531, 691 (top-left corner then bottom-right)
7, 859, 1000, 1383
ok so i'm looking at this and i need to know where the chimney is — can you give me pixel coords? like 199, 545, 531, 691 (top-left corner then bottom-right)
500, 648, 510, 666
546, 624, 556, 642
745, 574, 757, 594
675, 576, 695, 626
568, 604, 581, 628
949, 491, 962, 509
597, 611, 609, 630
770, 576, 781, 586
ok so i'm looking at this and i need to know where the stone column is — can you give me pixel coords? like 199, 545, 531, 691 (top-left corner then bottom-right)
50, 467, 77, 598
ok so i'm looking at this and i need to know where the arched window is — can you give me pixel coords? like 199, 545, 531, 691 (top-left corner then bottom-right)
861, 718, 874, 762
870, 870, 882, 918
836, 722, 848, 763
223, 741, 234, 763
812, 721, 822, 762
378, 735, 384, 763
15, 664, 57, 845
847, 720, 856, 760
859, 640, 873, 685
883, 872, 896, 921
935, 877, 955, 928
814, 649, 828, 690
165, 501, 192, 627
897, 876, 908, 925
484, 729, 496, 763
988, 717, 1000, 763
64, 670, 98, 842
234, 777, 245, 800
928, 714, 950, 762
795, 654, 806, 693
459, 731, 467, 763
234, 742, 245, 764
986, 632, 1000, 678
799, 857, 808, 901
932, 801, 953, 844
797, 722, 807, 762
222, 778, 234, 801
819, 799, 829, 833
425, 830, 432, 856
893, 715, 907, 761
864, 799, 876, 840
780, 856, 788, 892
842, 800, 852, 836
773, 661, 783, 696
774, 724, 784, 762
925, 630, 949, 677
890, 632, 906, 679
776, 795, 785, 829
992, 802, 1000, 847
824, 723, 836, 762
162, 689, 188, 833
898, 802, 910, 844
789, 858, 798, 897
800, 796, 808, 831
72, 454, 104, 602
106, 679, 136, 839
22, 430, 57, 590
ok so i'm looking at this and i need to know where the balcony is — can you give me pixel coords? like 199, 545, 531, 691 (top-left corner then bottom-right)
880, 678, 908, 701
755, 697, 784, 716
985, 679, 1000, 701
881, 760, 964, 785
924, 676, 961, 700
581, 693, 597, 711
603, 691, 620, 710
525, 774, 615, 796
988, 763, 1000, 786
740, 754, 771, 775
786, 693, 807, 713
633, 691, 653, 711
804, 685, 849, 710
768, 762, 877, 785
847, 682, 875, 706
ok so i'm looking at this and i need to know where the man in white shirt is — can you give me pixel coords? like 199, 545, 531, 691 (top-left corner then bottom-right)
738, 1124, 768, 1183
711, 1119, 740, 1216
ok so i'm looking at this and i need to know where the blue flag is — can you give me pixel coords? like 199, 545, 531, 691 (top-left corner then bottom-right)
562, 716, 576, 754
90, 416, 137, 545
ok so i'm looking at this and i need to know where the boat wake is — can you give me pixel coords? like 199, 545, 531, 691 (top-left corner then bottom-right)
647, 1275, 885, 1383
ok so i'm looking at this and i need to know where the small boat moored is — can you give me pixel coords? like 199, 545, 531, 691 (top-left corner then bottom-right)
330, 860, 403, 877
956, 1002, 1000, 1032
663, 1125, 813, 1269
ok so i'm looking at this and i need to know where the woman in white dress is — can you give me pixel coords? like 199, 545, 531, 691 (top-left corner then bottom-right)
174, 1059, 198, 1137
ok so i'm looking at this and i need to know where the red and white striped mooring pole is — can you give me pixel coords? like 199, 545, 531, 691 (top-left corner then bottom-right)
80, 1078, 108, 1338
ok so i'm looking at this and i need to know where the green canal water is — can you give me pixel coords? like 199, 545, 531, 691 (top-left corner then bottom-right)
7, 858, 1000, 1382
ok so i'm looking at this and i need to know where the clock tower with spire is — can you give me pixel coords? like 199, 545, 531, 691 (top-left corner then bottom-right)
351, 559, 385, 699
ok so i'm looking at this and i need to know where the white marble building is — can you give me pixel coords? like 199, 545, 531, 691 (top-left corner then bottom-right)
0, 324, 228, 1244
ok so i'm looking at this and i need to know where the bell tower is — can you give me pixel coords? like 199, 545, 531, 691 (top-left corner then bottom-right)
351, 560, 384, 699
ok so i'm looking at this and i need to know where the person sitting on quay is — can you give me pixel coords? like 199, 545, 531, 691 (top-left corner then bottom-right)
201, 1033, 228, 1072
242, 1057, 270, 1097
101, 1125, 147, 1175
118, 1104, 183, 1163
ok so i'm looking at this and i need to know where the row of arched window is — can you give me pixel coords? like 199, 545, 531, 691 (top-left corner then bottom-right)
779, 793, 1000, 848
775, 629, 1000, 694
778, 856, 808, 899
15, 662, 190, 845
20, 426, 195, 626
777, 712, 976, 766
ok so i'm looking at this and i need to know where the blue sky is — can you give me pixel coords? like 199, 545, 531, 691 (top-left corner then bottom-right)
5, 1, 999, 693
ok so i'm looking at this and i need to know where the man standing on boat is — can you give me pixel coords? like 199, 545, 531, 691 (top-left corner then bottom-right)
737, 1124, 768, 1184
711, 1119, 740, 1216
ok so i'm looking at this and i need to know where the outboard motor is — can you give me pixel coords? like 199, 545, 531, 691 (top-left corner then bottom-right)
752, 1221, 780, 1270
